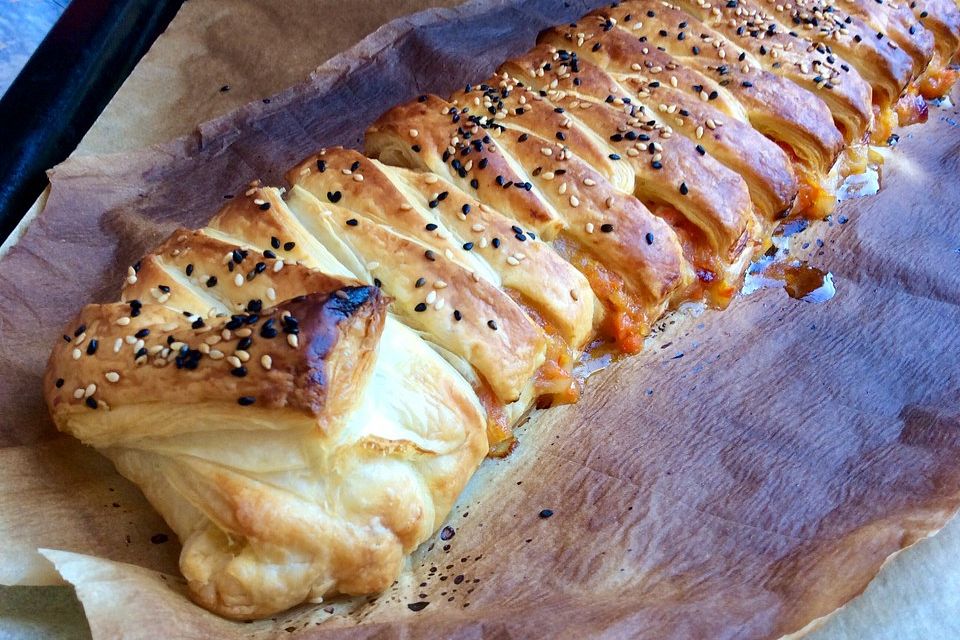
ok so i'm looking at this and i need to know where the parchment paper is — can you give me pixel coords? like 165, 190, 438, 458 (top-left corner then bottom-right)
1, 0, 959, 637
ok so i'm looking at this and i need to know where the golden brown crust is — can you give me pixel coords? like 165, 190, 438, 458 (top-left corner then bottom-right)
285, 148, 596, 349
45, 286, 387, 445
540, 3, 847, 174
42, 0, 960, 624
282, 184, 548, 403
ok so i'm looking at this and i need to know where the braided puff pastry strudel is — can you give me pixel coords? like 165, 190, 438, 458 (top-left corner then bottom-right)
46, 0, 959, 621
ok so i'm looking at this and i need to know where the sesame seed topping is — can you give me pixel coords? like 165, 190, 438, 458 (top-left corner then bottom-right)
238, 396, 255, 406
105, 372, 120, 383
287, 334, 299, 348
487, 320, 498, 330
600, 224, 614, 233
71, 348, 82, 360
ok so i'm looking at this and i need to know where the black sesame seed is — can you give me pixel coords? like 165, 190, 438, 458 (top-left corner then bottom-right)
327, 191, 342, 203
238, 337, 253, 350
85, 397, 98, 409
55, 378, 65, 388
271, 236, 281, 249
645, 232, 655, 245
463, 242, 474, 250
206, 276, 218, 287
86, 339, 99, 355
539, 509, 554, 518
425, 250, 436, 261
231, 366, 248, 377
238, 396, 255, 406
258, 201, 271, 211
350, 161, 361, 172
415, 277, 426, 288
346, 218, 359, 226
283, 241, 295, 251
415, 302, 428, 312
74, 325, 86, 337
609, 153, 622, 160
453, 309, 462, 321
185, 264, 194, 276
679, 182, 689, 195
462, 204, 471, 215
317, 159, 327, 172
695, 145, 706, 156
492, 238, 501, 248
600, 223, 614, 233
487, 320, 498, 330
135, 328, 150, 339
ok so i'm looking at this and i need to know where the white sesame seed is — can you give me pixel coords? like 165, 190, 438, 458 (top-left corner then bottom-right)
148, 345, 163, 355
367, 261, 380, 270
235, 328, 252, 338
266, 287, 277, 301
506, 255, 520, 266
426, 290, 438, 304
104, 371, 120, 383
425, 175, 439, 184
134, 339, 144, 352
409, 128, 419, 138
113, 338, 123, 353
471, 223, 485, 232
116, 317, 131, 326
261, 355, 272, 370
399, 203, 412, 211
233, 274, 244, 287
236, 350, 250, 362
126, 275, 137, 285
162, 322, 178, 331
559, 182, 568, 195
84, 383, 97, 398
444, 249, 454, 260
435, 298, 446, 311
583, 178, 596, 186
570, 195, 580, 207
299, 166, 311, 176
227, 356, 242, 368
73, 388, 85, 399
541, 147, 553, 156
287, 334, 299, 348
221, 329, 232, 340
353, 174, 364, 182
71, 348, 82, 360
208, 349, 223, 360
199, 343, 211, 354
273, 260, 284, 272
542, 171, 555, 180
586, 222, 595, 234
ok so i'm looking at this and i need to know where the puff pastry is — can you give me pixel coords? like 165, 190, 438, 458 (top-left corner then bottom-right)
45, 0, 959, 620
